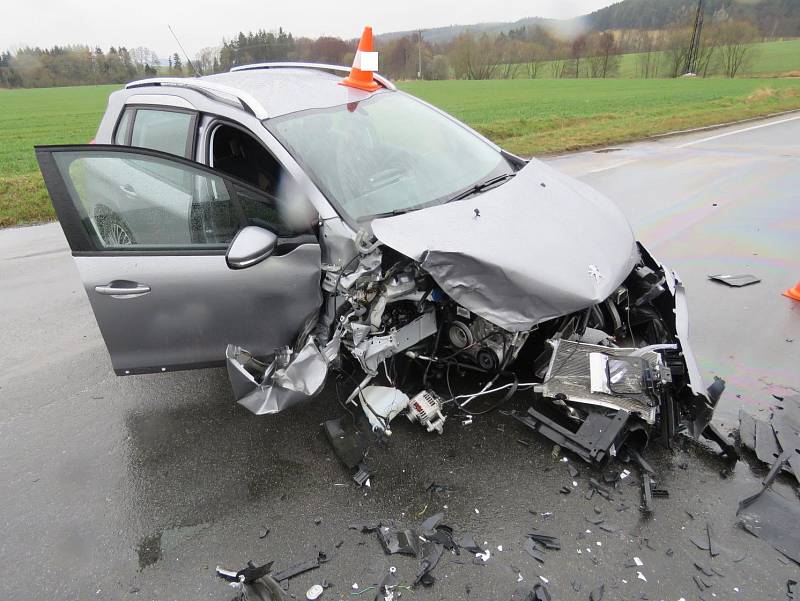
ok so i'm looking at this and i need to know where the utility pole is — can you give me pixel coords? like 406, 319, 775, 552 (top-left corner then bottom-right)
685, 0, 705, 74
417, 29, 422, 79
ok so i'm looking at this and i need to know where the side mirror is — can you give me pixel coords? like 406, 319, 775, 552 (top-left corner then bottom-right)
226, 226, 278, 270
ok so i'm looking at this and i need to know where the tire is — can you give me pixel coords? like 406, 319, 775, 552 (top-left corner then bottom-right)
95, 209, 135, 247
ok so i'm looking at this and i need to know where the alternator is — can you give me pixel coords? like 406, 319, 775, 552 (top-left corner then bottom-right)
407, 390, 446, 434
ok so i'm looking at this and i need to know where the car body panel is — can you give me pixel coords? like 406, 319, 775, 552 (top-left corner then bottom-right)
73, 247, 321, 374
36, 144, 323, 374
371, 158, 639, 331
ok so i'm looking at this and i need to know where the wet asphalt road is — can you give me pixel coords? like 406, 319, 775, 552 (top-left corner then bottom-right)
1, 114, 799, 601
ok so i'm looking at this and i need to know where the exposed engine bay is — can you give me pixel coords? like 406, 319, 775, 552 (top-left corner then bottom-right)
226, 227, 726, 481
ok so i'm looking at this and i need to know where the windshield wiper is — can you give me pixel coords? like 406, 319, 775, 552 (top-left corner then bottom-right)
445, 172, 516, 203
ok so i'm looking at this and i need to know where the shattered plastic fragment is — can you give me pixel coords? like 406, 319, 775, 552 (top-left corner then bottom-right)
737, 449, 800, 564
377, 527, 420, 556
707, 273, 761, 287
527, 534, 561, 551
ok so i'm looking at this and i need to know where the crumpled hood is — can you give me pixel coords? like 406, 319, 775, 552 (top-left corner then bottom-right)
371, 159, 640, 332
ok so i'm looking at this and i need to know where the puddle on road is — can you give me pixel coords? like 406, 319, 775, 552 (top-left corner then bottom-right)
136, 523, 210, 570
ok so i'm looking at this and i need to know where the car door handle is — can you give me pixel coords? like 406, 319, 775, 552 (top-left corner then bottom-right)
120, 184, 138, 198
95, 282, 151, 297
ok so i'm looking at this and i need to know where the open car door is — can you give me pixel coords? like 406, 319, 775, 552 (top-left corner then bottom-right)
35, 144, 322, 375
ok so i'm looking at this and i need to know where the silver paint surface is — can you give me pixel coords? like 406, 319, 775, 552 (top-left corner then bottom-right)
74, 245, 321, 372
371, 158, 639, 331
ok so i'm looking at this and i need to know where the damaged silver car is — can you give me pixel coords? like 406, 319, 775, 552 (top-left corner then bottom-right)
35, 61, 725, 467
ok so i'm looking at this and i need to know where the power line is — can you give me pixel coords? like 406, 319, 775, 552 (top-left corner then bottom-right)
685, 0, 705, 74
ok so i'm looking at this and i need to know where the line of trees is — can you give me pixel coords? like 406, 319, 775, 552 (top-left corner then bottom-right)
0, 16, 769, 88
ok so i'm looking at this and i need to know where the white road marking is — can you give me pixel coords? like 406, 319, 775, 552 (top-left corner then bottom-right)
586, 158, 638, 173
675, 114, 800, 148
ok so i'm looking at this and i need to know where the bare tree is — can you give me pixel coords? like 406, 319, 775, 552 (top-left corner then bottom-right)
571, 35, 587, 78
717, 21, 759, 78
634, 31, 659, 78
450, 33, 500, 80
662, 27, 692, 77
524, 42, 546, 79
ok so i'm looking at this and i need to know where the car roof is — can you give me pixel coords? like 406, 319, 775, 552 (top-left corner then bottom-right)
125, 65, 395, 120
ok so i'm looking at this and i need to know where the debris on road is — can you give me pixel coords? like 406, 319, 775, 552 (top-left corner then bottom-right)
737, 449, 800, 564
739, 395, 800, 484
216, 561, 289, 601
708, 273, 761, 287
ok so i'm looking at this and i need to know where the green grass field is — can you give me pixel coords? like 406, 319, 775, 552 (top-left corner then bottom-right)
509, 38, 800, 79
2, 77, 800, 227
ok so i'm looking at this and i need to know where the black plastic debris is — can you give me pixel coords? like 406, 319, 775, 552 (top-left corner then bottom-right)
706, 523, 720, 557
217, 561, 275, 584
788, 578, 798, 601
708, 273, 761, 287
324, 417, 372, 486
457, 534, 485, 555
641, 473, 654, 513
414, 541, 444, 586
559, 486, 572, 495
739, 395, 800, 485
589, 479, 612, 500
694, 562, 714, 577
216, 561, 289, 601
737, 449, 800, 564
377, 527, 420, 556
272, 552, 328, 582
420, 512, 444, 537
259, 528, 270, 539
511, 583, 552, 601
523, 537, 545, 563
512, 406, 632, 467
527, 533, 561, 551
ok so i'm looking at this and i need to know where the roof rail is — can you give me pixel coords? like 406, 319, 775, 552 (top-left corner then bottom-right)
229, 62, 397, 91
124, 77, 270, 120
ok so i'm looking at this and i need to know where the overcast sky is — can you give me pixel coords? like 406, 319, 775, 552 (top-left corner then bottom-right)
2, 0, 618, 58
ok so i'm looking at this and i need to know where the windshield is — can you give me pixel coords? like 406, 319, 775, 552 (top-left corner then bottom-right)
266, 92, 510, 221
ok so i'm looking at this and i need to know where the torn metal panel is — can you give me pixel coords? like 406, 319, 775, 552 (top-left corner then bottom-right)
351, 309, 437, 374
708, 273, 761, 287
226, 337, 331, 415
371, 159, 640, 332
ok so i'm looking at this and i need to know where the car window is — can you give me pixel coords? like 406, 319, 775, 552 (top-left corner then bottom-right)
267, 92, 509, 221
130, 109, 194, 158
210, 124, 315, 236
52, 149, 239, 250
114, 109, 132, 145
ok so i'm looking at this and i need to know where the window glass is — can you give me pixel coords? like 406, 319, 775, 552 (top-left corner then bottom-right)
53, 150, 238, 250
130, 109, 193, 158
267, 92, 509, 221
211, 124, 315, 236
114, 109, 132, 145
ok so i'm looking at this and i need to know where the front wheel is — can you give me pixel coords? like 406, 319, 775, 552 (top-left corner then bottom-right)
95, 209, 135, 246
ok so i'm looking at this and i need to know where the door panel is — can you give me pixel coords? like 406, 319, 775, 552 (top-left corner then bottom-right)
74, 248, 321, 374
36, 144, 322, 374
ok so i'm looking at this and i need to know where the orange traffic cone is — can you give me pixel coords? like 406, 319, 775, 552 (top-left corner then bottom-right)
783, 281, 800, 301
340, 26, 380, 92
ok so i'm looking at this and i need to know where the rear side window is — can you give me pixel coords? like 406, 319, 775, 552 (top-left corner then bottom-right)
114, 109, 132, 145
128, 108, 195, 158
